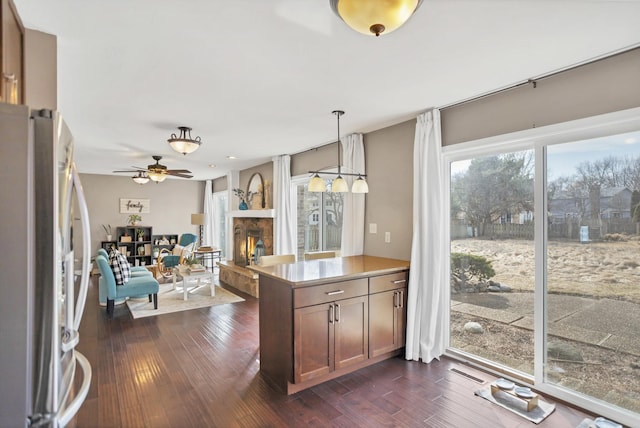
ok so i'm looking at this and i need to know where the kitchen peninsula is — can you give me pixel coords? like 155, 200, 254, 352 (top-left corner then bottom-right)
253, 255, 410, 394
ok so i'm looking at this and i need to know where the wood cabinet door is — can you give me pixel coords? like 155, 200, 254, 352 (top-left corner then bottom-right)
334, 295, 368, 370
396, 287, 407, 350
294, 303, 334, 383
369, 290, 397, 357
369, 287, 408, 357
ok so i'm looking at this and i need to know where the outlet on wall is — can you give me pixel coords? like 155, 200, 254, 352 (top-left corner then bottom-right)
385, 232, 391, 243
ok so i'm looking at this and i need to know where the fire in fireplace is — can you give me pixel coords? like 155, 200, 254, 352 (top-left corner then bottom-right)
234, 226, 261, 267
232, 217, 274, 267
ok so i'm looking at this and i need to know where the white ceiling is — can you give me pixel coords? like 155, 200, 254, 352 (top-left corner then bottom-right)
13, 0, 640, 181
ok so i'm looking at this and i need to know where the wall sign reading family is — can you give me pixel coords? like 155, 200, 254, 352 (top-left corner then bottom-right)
119, 198, 150, 214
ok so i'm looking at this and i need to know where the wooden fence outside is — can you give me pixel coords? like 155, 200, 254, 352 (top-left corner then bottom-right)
453, 220, 639, 241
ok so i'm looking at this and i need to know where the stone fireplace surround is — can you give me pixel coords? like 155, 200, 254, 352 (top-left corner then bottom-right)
233, 217, 273, 267
218, 210, 275, 298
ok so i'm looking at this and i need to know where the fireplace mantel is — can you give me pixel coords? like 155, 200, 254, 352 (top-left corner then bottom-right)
230, 209, 275, 218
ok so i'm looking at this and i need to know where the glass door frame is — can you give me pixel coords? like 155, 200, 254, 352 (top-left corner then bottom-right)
442, 106, 640, 427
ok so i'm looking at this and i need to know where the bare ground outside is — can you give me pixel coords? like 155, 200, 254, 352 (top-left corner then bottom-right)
451, 237, 640, 414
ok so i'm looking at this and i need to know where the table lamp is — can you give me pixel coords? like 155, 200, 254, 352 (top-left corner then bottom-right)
191, 213, 205, 246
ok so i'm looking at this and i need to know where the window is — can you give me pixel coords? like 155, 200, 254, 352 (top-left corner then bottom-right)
293, 177, 343, 260
444, 108, 640, 424
212, 191, 227, 258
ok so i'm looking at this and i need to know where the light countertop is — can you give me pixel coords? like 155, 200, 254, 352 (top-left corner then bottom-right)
249, 255, 409, 287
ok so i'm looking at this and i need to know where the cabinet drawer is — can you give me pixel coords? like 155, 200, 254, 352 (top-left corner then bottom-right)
294, 278, 368, 308
369, 271, 408, 294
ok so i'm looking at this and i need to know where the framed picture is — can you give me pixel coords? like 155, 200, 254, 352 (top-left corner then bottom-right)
120, 198, 150, 214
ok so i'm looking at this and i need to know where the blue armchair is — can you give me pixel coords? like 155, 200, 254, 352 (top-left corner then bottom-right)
97, 248, 150, 276
95, 255, 159, 317
158, 233, 198, 275
96, 248, 153, 305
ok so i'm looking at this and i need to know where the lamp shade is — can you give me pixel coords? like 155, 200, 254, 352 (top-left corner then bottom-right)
191, 213, 205, 225
351, 176, 369, 193
330, 0, 422, 36
132, 172, 149, 184
148, 171, 167, 182
331, 175, 349, 193
308, 174, 327, 192
168, 139, 200, 155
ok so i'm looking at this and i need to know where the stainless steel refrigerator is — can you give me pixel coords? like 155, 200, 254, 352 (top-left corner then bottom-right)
0, 103, 92, 427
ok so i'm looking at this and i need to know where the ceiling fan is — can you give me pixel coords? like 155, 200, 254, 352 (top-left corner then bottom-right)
113, 155, 193, 183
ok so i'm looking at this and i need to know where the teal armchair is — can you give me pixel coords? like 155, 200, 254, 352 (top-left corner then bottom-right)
95, 255, 159, 317
97, 248, 150, 275
158, 233, 198, 275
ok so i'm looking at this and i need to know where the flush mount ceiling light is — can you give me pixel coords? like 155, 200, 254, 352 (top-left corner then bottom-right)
308, 110, 368, 193
329, 0, 422, 37
167, 126, 202, 155
132, 171, 149, 184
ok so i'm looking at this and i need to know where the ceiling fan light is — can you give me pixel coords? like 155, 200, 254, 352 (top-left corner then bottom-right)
309, 173, 327, 192
167, 126, 202, 155
351, 176, 369, 193
331, 175, 349, 192
148, 171, 167, 182
330, 0, 422, 37
132, 172, 149, 184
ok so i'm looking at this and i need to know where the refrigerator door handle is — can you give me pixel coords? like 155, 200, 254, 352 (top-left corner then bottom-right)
71, 163, 91, 331
57, 351, 92, 427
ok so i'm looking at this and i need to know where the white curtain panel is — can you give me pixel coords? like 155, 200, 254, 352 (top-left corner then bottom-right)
405, 109, 447, 363
211, 192, 222, 251
340, 133, 366, 256
203, 180, 214, 247
273, 155, 297, 255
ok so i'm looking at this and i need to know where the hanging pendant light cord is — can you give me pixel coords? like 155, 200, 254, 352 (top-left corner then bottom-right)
333, 110, 344, 175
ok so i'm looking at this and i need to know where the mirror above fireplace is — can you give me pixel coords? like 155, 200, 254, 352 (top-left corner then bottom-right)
247, 172, 265, 209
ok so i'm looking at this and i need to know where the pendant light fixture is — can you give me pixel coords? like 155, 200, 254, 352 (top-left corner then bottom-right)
352, 174, 369, 193
132, 171, 150, 184
308, 110, 368, 193
308, 173, 327, 192
331, 111, 348, 193
329, 0, 423, 37
167, 126, 202, 155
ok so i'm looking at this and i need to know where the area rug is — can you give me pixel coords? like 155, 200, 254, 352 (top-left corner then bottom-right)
126, 281, 244, 319
475, 386, 556, 424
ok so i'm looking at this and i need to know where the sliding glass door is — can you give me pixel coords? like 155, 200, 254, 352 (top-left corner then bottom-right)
545, 133, 640, 415
450, 151, 535, 375
445, 109, 640, 424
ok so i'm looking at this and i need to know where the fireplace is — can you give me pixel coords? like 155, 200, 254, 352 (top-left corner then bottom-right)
234, 227, 261, 267
233, 217, 273, 267
218, 213, 274, 297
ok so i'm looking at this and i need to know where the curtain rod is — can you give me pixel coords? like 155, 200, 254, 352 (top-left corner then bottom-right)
290, 139, 340, 157
438, 43, 640, 111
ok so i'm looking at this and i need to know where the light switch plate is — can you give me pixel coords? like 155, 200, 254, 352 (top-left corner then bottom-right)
369, 223, 377, 234
385, 232, 391, 243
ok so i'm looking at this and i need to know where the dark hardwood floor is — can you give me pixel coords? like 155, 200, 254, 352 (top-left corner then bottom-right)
73, 274, 593, 427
